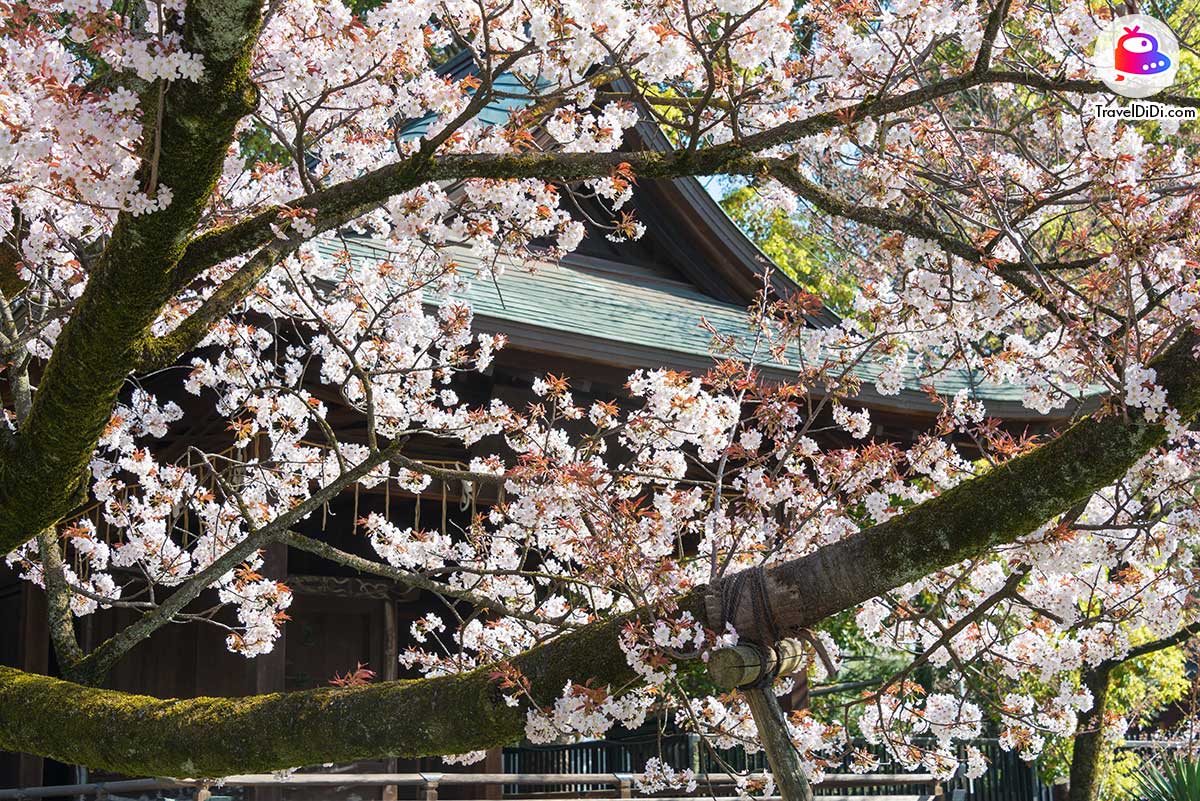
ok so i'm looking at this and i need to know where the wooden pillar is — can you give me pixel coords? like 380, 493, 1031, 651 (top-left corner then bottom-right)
383, 596, 399, 801
254, 542, 288, 801
785, 668, 810, 712
742, 689, 813, 801
483, 749, 503, 800
17, 583, 48, 786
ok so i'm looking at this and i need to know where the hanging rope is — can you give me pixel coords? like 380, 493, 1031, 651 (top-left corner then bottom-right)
709, 565, 781, 648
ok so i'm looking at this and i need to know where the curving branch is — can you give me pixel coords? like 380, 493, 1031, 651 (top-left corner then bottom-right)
284, 532, 572, 627
68, 437, 419, 684
1069, 619, 1200, 801
766, 163, 1105, 275
2, 329, 1198, 777
169, 67, 1184, 292
0, 52, 1171, 561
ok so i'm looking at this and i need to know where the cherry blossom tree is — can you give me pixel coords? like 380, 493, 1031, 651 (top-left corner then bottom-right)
0, 1, 1198, 800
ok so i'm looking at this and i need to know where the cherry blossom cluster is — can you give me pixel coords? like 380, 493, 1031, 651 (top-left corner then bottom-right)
2, 0, 1199, 787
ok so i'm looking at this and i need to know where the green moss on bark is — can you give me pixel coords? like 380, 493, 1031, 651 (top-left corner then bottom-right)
0, 0, 264, 554
0, 592, 706, 777
0, 665, 519, 777
3, 333, 1200, 777
735, 331, 1200, 637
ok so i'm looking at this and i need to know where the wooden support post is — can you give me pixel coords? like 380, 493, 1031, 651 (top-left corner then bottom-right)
741, 687, 813, 801
708, 641, 813, 801
420, 773, 442, 801
383, 597, 399, 801
614, 773, 633, 799
253, 542, 287, 801
482, 748, 503, 801
17, 583, 47, 787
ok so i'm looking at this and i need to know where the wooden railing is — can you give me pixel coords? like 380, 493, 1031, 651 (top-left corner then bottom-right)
0, 772, 948, 801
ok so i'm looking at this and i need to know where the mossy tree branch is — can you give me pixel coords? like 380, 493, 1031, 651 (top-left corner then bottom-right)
730, 330, 1200, 637
0, 0, 266, 555
137, 241, 300, 372
0, 596, 654, 778
0, 52, 1166, 562
1, 330, 1198, 777
37, 529, 86, 672
168, 66, 1180, 294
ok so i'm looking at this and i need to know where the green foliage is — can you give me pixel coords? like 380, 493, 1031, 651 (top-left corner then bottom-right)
1098, 645, 1193, 801
718, 185, 856, 313
1037, 643, 1191, 800
237, 121, 292, 169
1110, 647, 1191, 731
1134, 757, 1200, 801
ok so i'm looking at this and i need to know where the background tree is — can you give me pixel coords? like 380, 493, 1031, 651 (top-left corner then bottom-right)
719, 183, 856, 312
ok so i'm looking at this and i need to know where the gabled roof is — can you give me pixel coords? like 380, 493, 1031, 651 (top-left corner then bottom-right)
396, 54, 829, 321
399, 51, 539, 138
361, 55, 1089, 422
622, 111, 836, 321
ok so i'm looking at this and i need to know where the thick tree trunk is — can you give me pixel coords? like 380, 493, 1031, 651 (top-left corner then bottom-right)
1065, 622, 1200, 801
0, 0, 264, 555
1068, 663, 1114, 801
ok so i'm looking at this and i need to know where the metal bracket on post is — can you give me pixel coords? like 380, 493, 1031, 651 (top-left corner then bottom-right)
708, 639, 813, 801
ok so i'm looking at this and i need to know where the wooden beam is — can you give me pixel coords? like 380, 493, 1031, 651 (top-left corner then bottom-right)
17, 583, 47, 787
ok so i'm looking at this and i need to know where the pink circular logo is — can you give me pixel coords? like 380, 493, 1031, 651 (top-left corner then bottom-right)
1094, 14, 1179, 98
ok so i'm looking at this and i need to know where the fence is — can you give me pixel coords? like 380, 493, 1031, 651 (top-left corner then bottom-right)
0, 772, 947, 801
504, 738, 1051, 801
7, 738, 1188, 801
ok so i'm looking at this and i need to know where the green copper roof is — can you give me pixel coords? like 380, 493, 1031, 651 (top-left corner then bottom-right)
316, 236, 1083, 420
325, 53, 1089, 421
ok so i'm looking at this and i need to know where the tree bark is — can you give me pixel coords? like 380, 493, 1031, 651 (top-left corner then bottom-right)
0, 602, 647, 777
1065, 621, 1200, 800
728, 331, 1200, 638
1068, 663, 1113, 801
0, 54, 1189, 558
